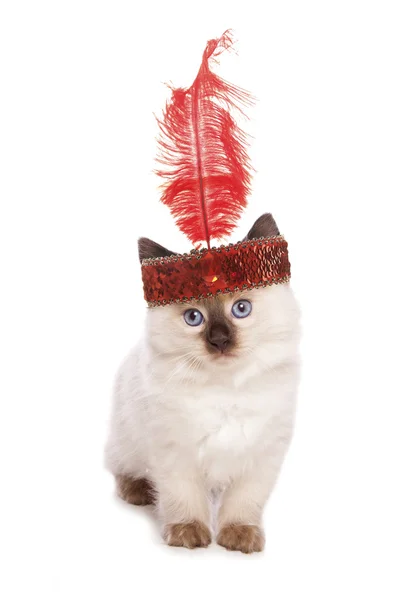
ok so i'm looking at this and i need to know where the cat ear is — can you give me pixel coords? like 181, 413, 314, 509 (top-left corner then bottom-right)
138, 237, 176, 263
244, 213, 280, 241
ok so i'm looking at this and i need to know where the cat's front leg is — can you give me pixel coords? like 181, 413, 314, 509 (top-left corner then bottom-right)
216, 475, 266, 554
156, 471, 211, 549
217, 446, 287, 554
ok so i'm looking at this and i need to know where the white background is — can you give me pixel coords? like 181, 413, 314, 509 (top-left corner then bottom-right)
1, 1, 396, 598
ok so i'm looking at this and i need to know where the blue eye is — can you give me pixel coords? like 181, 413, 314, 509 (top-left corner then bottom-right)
184, 309, 204, 327
231, 300, 252, 319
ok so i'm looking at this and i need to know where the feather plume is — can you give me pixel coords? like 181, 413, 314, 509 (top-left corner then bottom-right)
156, 30, 254, 248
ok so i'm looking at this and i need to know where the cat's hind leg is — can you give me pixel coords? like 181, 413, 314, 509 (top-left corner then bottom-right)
116, 474, 155, 506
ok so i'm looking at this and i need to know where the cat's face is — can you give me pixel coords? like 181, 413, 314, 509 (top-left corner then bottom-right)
145, 284, 299, 376
139, 214, 300, 381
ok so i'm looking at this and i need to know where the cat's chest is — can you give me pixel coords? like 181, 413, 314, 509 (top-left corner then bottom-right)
194, 397, 262, 441
199, 406, 264, 455
152, 382, 289, 481
175, 384, 278, 441
191, 397, 268, 483
184, 388, 272, 463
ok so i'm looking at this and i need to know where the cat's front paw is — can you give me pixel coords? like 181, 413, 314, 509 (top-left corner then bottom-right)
217, 524, 264, 554
164, 521, 211, 549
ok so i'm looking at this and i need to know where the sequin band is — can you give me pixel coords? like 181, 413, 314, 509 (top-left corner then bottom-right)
141, 236, 291, 307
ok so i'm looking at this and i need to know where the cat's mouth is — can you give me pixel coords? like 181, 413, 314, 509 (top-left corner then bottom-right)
212, 351, 237, 360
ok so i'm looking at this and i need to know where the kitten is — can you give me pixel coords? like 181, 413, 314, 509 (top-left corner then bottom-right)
105, 213, 300, 553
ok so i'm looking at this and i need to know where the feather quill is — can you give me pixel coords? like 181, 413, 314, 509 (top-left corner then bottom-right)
156, 31, 254, 248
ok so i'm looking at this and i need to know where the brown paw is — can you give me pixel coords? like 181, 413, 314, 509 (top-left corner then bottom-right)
164, 521, 211, 549
217, 524, 265, 554
116, 475, 155, 506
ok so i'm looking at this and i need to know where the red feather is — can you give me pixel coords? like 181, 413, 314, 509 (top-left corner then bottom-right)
156, 30, 254, 248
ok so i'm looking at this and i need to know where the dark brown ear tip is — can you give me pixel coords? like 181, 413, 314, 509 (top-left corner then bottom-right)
244, 213, 280, 241
138, 237, 175, 263
138, 237, 152, 263
266, 213, 280, 234
257, 213, 279, 231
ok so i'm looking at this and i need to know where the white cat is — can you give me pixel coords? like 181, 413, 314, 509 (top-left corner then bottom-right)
105, 214, 300, 553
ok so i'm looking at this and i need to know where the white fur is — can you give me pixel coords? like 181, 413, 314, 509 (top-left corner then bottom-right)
105, 284, 300, 533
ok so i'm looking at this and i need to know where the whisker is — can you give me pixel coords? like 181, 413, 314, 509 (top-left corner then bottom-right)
162, 354, 195, 387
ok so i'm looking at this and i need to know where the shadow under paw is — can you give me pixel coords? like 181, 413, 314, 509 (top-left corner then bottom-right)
164, 521, 211, 549
217, 523, 264, 554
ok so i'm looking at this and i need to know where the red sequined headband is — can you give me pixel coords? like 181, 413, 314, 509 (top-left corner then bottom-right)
141, 32, 291, 308
142, 236, 290, 307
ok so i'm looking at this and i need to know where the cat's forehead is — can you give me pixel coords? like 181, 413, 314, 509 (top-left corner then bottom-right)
185, 289, 259, 316
195, 295, 229, 317
167, 293, 236, 318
